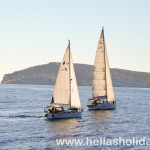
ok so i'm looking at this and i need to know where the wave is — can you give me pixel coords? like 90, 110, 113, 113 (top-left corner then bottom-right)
0, 115, 44, 119
12, 115, 44, 118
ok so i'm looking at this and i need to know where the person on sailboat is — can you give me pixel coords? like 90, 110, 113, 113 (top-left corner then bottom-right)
48, 109, 52, 113
61, 105, 64, 112
51, 96, 54, 103
92, 100, 98, 105
52, 106, 55, 113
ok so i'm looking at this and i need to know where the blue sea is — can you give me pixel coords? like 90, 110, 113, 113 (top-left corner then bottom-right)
0, 84, 150, 150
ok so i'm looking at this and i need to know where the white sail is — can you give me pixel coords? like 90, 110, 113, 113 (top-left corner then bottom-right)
53, 46, 70, 105
70, 54, 81, 108
92, 28, 115, 101
105, 47, 115, 101
92, 29, 106, 97
53, 43, 81, 108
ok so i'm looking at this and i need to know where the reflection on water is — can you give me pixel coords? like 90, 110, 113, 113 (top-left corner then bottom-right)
87, 110, 115, 134
48, 119, 79, 136
47, 119, 80, 148
46, 109, 116, 136
90, 110, 114, 120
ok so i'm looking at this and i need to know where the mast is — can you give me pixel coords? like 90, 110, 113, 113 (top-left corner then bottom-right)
68, 40, 71, 107
92, 27, 115, 101
103, 27, 108, 99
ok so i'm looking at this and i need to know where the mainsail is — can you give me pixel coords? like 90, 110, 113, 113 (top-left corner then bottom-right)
53, 42, 81, 108
92, 28, 115, 102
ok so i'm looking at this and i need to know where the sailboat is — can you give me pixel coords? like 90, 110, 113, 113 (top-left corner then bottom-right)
87, 27, 116, 110
44, 40, 83, 119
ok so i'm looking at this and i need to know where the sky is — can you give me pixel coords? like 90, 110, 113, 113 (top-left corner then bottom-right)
0, 0, 150, 81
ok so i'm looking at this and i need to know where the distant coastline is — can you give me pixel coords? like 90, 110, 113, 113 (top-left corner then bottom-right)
1, 62, 150, 88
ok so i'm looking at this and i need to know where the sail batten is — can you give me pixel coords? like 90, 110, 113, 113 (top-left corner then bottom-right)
92, 28, 115, 101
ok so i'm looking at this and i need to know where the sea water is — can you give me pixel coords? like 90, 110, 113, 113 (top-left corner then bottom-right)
0, 84, 150, 150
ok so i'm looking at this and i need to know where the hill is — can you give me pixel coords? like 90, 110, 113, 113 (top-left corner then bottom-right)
1, 62, 150, 88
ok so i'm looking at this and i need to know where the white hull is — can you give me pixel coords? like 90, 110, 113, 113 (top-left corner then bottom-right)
46, 111, 82, 119
87, 102, 116, 110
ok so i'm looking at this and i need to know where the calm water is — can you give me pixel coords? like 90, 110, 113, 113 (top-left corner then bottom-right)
0, 84, 150, 150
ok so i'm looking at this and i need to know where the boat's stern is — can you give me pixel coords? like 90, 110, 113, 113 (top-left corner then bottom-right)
87, 100, 116, 110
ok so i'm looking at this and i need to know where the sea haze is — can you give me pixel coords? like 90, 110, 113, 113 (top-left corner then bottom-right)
0, 84, 150, 150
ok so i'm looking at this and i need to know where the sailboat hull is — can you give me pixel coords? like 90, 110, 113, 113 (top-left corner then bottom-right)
87, 102, 116, 110
46, 111, 82, 119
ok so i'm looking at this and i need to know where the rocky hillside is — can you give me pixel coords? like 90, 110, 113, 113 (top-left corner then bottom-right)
1, 62, 150, 88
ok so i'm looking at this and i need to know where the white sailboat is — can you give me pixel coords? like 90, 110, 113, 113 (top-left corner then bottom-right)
87, 27, 116, 110
44, 40, 82, 119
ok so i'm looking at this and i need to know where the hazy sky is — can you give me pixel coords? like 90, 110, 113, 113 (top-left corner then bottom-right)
0, 0, 150, 81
